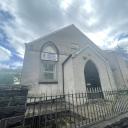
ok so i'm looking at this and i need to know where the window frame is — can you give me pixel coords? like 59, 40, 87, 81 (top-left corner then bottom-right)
42, 61, 58, 82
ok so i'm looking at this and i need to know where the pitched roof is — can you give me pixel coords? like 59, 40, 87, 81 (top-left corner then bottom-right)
28, 24, 99, 48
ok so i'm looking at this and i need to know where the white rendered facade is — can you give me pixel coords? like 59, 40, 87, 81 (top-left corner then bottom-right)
21, 25, 128, 96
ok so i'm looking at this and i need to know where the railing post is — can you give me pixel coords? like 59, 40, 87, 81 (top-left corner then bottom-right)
0, 119, 8, 128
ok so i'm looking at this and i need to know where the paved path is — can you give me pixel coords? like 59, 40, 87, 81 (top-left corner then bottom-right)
104, 117, 128, 128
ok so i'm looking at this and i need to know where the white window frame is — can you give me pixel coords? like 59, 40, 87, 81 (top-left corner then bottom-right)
42, 61, 57, 82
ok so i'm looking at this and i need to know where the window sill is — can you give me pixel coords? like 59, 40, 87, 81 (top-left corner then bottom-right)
38, 81, 58, 84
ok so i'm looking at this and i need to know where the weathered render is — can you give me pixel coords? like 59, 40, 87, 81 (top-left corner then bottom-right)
21, 24, 128, 96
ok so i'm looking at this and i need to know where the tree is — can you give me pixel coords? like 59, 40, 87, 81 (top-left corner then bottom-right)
0, 71, 14, 85
0, 68, 21, 85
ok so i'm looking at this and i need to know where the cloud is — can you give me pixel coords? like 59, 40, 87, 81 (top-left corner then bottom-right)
0, 63, 10, 70
0, 46, 11, 61
0, 62, 22, 70
9, 61, 23, 69
0, 0, 69, 58
0, 0, 128, 69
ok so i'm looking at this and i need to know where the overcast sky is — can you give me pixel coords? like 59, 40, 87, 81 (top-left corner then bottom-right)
0, 0, 128, 69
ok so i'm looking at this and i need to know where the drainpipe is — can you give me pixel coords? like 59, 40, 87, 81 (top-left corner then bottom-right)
62, 54, 72, 94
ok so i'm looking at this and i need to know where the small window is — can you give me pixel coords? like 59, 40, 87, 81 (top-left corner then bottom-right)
43, 62, 57, 81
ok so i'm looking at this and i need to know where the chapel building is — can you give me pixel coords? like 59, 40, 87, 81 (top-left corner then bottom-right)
21, 25, 128, 96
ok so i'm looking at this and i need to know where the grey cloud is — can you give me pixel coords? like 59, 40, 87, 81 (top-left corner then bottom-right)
15, 0, 66, 34
1, 0, 128, 56
91, 0, 128, 31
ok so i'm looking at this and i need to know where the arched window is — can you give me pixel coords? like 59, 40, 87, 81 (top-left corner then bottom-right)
84, 60, 103, 99
84, 60, 101, 87
40, 42, 58, 82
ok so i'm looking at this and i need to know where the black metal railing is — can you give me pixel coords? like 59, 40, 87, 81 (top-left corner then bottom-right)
1, 88, 128, 128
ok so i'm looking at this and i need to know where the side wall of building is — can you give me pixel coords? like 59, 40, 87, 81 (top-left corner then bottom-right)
21, 44, 68, 96
21, 26, 91, 96
64, 58, 75, 93
72, 47, 116, 92
21, 44, 40, 86
116, 55, 128, 88
105, 52, 128, 89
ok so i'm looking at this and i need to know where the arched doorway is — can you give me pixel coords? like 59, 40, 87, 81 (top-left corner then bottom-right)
84, 60, 103, 99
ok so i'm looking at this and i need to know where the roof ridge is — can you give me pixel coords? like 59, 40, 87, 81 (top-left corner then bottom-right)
28, 24, 75, 45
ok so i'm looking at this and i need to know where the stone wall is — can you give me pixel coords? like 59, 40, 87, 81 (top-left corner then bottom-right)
0, 86, 28, 119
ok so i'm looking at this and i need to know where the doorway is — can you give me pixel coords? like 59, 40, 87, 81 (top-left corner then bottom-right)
84, 60, 103, 99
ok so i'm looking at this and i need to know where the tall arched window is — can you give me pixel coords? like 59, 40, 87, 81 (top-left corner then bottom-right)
40, 42, 58, 82
84, 60, 103, 99
84, 60, 101, 87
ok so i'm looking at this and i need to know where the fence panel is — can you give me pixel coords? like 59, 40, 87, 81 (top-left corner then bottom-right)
1, 88, 128, 128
